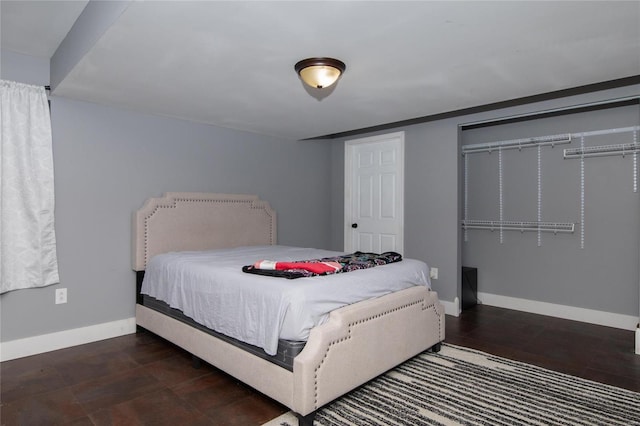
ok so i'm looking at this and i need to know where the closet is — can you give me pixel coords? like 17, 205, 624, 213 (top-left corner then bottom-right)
459, 100, 640, 327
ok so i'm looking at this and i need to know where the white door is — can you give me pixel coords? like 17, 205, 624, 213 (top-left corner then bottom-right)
344, 132, 404, 254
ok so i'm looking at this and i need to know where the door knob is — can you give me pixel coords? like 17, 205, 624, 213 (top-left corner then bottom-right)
351, 223, 358, 228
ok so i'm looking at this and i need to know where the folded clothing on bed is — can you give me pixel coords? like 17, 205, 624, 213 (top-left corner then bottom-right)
252, 260, 343, 274
242, 251, 403, 279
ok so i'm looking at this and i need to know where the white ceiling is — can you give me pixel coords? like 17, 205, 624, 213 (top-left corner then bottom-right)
2, 1, 639, 140
1, 0, 88, 58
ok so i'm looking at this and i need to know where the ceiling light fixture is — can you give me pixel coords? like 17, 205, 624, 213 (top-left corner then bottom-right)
294, 57, 346, 89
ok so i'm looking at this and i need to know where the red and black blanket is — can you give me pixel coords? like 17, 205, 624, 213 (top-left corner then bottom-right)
242, 251, 402, 279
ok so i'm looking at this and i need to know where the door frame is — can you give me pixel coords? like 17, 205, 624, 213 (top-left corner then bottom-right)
344, 131, 405, 252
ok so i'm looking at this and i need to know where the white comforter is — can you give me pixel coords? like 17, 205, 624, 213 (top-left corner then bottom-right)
141, 245, 430, 355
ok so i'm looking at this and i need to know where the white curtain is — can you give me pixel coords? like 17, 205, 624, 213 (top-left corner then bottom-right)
0, 80, 59, 293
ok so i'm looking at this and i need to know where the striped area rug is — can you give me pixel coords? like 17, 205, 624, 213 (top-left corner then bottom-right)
263, 344, 640, 426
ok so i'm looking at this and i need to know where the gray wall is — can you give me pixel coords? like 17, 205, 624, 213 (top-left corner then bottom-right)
1, 50, 333, 342
461, 105, 640, 315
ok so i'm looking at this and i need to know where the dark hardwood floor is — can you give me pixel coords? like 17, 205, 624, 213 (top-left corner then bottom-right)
1, 305, 639, 425
445, 305, 640, 392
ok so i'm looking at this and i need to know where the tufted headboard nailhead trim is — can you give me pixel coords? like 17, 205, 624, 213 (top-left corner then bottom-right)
133, 193, 277, 271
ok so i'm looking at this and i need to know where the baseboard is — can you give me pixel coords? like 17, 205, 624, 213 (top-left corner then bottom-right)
441, 297, 460, 317
478, 292, 637, 331
0, 317, 136, 362
2, 299, 636, 360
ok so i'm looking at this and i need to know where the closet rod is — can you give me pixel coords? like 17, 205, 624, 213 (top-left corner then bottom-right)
564, 143, 640, 159
462, 133, 571, 155
462, 125, 640, 156
564, 126, 640, 159
462, 220, 575, 233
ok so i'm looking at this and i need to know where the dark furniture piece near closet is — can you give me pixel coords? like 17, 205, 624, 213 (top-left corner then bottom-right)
462, 267, 478, 310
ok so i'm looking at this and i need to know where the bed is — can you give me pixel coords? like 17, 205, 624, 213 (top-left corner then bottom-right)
132, 192, 445, 425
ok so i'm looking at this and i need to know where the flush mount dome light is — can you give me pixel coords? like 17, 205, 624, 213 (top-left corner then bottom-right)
295, 57, 346, 89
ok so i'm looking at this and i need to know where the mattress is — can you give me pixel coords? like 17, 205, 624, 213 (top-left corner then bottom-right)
141, 245, 430, 355
141, 294, 305, 371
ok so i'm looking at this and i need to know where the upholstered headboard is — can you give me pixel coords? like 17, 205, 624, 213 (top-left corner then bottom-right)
132, 192, 276, 271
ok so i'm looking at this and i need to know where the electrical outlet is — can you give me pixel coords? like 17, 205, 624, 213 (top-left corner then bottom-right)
55, 288, 67, 304
429, 267, 439, 280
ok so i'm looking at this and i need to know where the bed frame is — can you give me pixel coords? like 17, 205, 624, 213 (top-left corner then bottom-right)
132, 192, 445, 425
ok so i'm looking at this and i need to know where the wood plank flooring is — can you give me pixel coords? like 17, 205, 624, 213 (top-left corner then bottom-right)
1, 305, 638, 425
